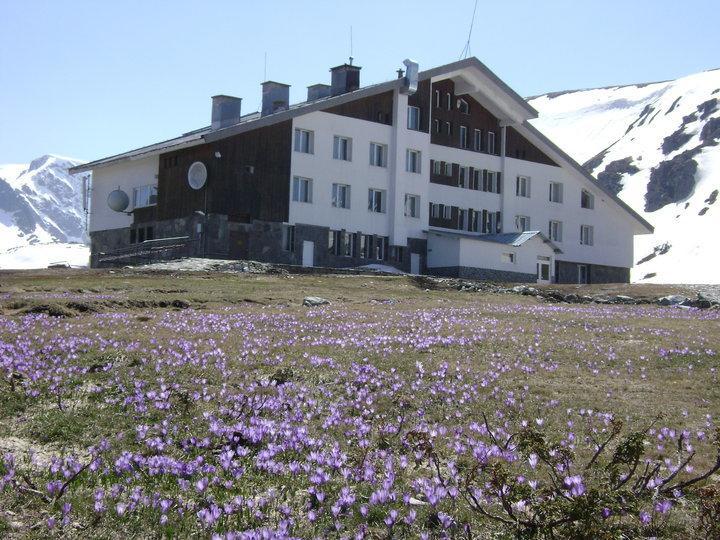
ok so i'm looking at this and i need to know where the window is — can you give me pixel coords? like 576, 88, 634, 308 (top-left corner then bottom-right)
342, 232, 355, 257
445, 121, 452, 136
458, 166, 469, 188
516, 176, 531, 198
375, 236, 387, 260
133, 185, 157, 208
549, 182, 564, 203
434, 89, 441, 108
442, 204, 452, 220
328, 230, 340, 255
406, 149, 421, 173
474, 129, 482, 151
430, 202, 440, 219
459, 125, 468, 149
390, 246, 404, 263
333, 136, 352, 161
470, 169, 481, 191
468, 209, 480, 232
282, 225, 295, 252
501, 252, 516, 264
457, 208, 468, 230
481, 209, 501, 233
359, 234, 370, 258
581, 189, 595, 209
484, 171, 501, 193
549, 220, 563, 242
516, 215, 530, 232
292, 176, 313, 203
370, 142, 387, 167
458, 99, 469, 114
432, 160, 441, 175
332, 183, 351, 209
433, 119, 440, 133
407, 106, 420, 130
368, 188, 386, 213
578, 264, 589, 284
487, 131, 496, 154
405, 194, 420, 218
444, 162, 453, 177
294, 129, 314, 154
446, 92, 452, 110
580, 225, 594, 245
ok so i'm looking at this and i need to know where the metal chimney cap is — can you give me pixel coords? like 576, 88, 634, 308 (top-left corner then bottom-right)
261, 81, 291, 87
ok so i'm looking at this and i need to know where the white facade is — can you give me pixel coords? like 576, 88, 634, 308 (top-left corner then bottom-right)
286, 73, 646, 275
427, 231, 556, 278
89, 156, 159, 233
78, 57, 651, 281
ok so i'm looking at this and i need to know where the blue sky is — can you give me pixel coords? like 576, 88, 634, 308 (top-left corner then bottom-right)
1, 0, 718, 164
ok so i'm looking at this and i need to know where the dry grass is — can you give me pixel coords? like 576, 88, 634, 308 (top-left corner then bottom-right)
0, 269, 718, 537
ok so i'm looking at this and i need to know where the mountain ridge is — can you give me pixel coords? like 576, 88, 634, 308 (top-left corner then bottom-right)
0, 154, 90, 269
528, 68, 720, 284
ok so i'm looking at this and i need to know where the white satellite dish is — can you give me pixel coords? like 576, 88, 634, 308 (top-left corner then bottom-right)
188, 161, 208, 190
107, 189, 130, 212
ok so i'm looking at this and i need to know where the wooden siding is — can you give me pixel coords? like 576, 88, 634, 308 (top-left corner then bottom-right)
430, 79, 501, 154
156, 121, 292, 223
430, 79, 557, 166
407, 79, 431, 133
323, 90, 394, 125
505, 127, 558, 166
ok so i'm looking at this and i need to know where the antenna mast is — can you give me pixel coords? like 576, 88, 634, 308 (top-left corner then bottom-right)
460, 0, 479, 59
264, 52, 267, 80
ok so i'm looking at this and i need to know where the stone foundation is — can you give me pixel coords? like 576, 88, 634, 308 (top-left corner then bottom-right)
555, 260, 630, 284
428, 266, 536, 283
90, 216, 426, 274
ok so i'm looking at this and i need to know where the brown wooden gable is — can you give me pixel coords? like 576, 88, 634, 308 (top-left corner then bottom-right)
430, 78, 557, 166
322, 90, 394, 125
430, 78, 501, 154
156, 121, 292, 223
505, 127, 558, 166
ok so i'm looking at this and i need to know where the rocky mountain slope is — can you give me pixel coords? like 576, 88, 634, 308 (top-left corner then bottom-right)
528, 69, 720, 284
0, 155, 89, 269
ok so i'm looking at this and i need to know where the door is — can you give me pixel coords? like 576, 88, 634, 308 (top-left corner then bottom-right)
537, 262, 551, 284
578, 264, 588, 284
410, 253, 420, 275
302, 240, 314, 267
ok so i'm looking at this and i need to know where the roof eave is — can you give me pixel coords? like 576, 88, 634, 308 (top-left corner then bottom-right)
520, 121, 655, 234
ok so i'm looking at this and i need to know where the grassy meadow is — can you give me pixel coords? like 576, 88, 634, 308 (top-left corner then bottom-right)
0, 268, 718, 538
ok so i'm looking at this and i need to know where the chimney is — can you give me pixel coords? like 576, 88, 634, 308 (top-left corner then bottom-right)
307, 83, 331, 101
261, 81, 290, 116
211, 95, 242, 130
330, 61, 361, 96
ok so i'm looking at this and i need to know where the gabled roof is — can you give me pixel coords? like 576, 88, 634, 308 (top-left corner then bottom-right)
69, 57, 536, 174
67, 56, 652, 235
517, 121, 654, 233
428, 228, 563, 254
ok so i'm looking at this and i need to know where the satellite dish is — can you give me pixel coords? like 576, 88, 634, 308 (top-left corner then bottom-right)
188, 161, 208, 190
107, 189, 130, 212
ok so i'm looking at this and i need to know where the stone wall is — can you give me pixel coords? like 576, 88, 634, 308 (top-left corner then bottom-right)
428, 266, 536, 283
555, 260, 630, 284
91, 216, 428, 273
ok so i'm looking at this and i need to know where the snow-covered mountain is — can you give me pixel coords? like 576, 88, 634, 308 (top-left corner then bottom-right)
0, 155, 89, 269
528, 69, 720, 284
